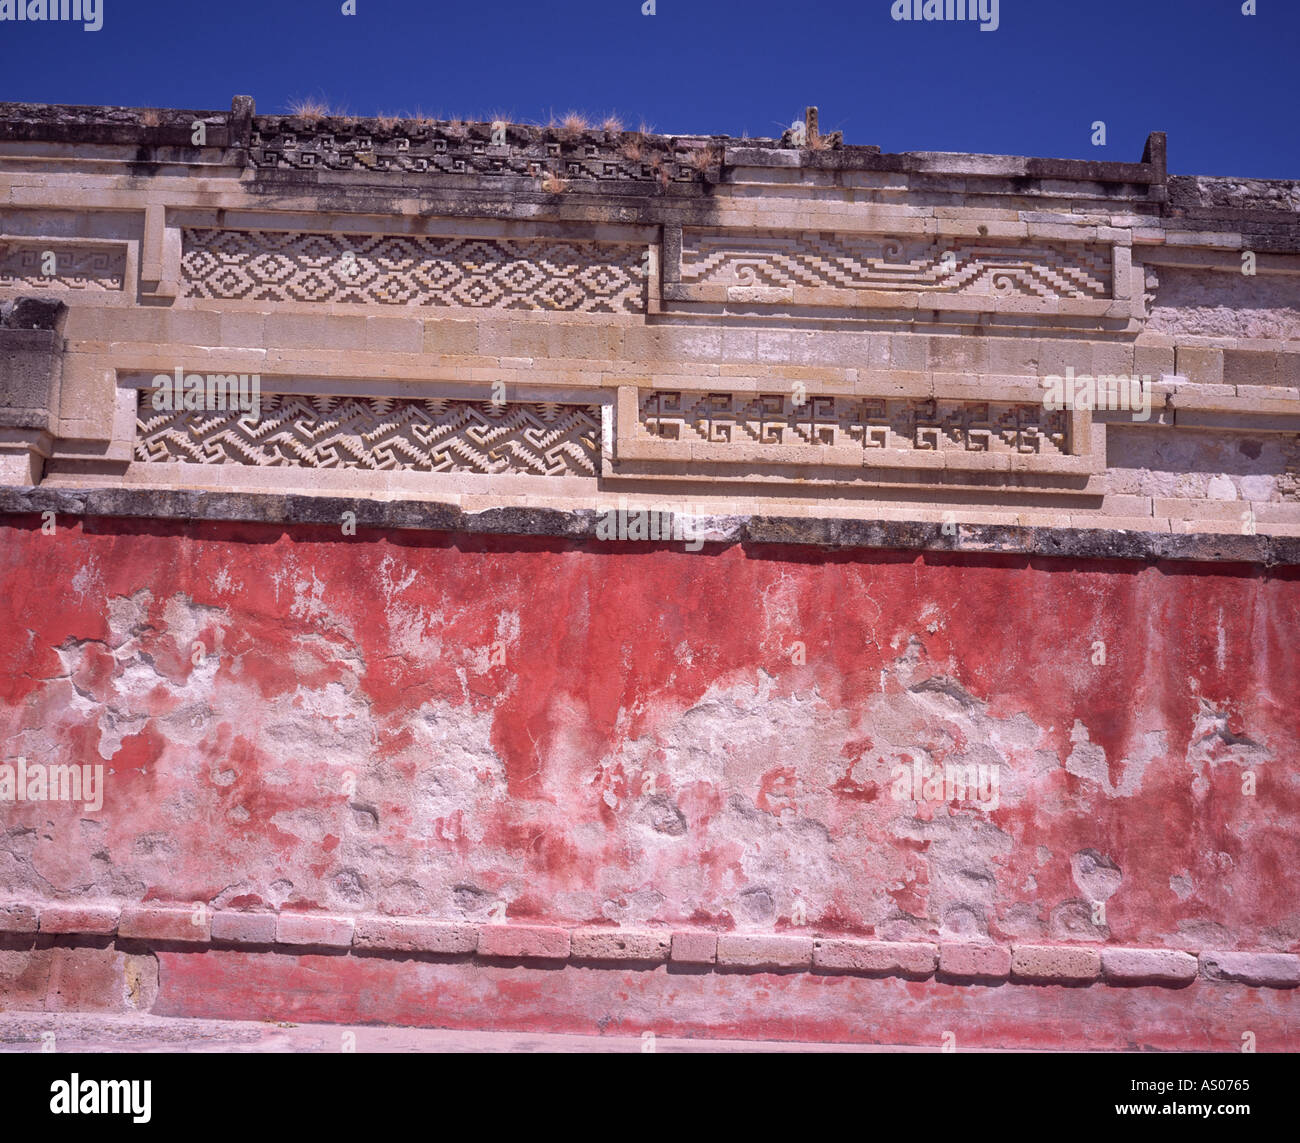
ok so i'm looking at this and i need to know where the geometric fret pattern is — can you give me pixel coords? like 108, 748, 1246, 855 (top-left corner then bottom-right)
0, 242, 126, 291
640, 392, 1071, 455
181, 229, 647, 312
136, 395, 602, 475
248, 125, 702, 187
682, 231, 1111, 299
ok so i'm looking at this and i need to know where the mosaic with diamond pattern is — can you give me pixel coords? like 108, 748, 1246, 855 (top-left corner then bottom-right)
181, 229, 646, 312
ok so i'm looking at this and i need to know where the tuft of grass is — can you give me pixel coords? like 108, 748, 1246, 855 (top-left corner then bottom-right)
558, 111, 590, 140
688, 145, 720, 173
601, 114, 624, 135
139, 108, 162, 128
620, 122, 652, 162
807, 131, 833, 151
407, 107, 436, 132
375, 113, 399, 132
287, 97, 332, 122
649, 152, 671, 188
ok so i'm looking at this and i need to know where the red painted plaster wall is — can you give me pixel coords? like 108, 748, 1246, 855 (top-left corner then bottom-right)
1, 515, 1297, 956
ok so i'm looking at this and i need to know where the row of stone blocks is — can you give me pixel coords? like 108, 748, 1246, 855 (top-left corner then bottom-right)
4, 902, 1298, 988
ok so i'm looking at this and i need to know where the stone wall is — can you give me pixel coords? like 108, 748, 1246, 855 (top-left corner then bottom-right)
1, 100, 1297, 1046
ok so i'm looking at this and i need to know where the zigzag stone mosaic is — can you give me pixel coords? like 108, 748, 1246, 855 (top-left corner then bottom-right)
181, 229, 647, 312
681, 231, 1111, 298
136, 394, 602, 475
0, 242, 125, 291
640, 391, 1071, 455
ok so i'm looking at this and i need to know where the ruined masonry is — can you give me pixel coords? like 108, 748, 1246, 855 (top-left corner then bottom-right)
0, 99, 1297, 1048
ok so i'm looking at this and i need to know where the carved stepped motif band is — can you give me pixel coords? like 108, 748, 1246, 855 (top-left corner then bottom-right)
246, 123, 704, 185
640, 391, 1071, 454
0, 240, 126, 291
681, 231, 1112, 299
135, 394, 602, 476
614, 388, 1096, 476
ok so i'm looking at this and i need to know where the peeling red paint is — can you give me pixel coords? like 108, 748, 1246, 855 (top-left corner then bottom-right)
0, 516, 1296, 956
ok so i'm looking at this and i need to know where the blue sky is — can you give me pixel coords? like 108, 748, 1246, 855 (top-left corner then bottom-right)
1, 0, 1296, 178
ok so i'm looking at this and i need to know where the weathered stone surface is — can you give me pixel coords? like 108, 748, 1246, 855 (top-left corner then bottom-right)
569, 929, 671, 962
0, 487, 1295, 566
716, 934, 813, 970
1, 97, 1299, 1051
0, 902, 39, 933
0, 103, 1295, 540
46, 947, 157, 1013
670, 931, 719, 965
274, 913, 354, 949
0, 296, 66, 331
210, 911, 277, 946
813, 939, 937, 977
38, 904, 120, 936
352, 917, 477, 955
1199, 951, 1300, 988
119, 906, 209, 944
1101, 948, 1198, 984
1011, 944, 1102, 983
0, 329, 60, 421
476, 925, 570, 961
938, 944, 1012, 982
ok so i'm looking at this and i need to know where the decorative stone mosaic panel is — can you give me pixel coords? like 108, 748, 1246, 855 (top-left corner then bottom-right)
0, 242, 125, 290
181, 229, 647, 312
248, 123, 702, 185
681, 231, 1110, 299
639, 391, 1070, 455
136, 394, 601, 475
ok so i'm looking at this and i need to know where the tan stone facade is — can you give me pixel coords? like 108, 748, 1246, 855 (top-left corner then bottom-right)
2, 100, 1298, 537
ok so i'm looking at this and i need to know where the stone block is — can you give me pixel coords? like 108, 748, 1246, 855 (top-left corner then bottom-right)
0, 329, 61, 429
570, 928, 671, 962
1176, 346, 1224, 386
1199, 951, 1300, 988
38, 904, 120, 936
813, 939, 938, 977
670, 931, 718, 965
119, 905, 210, 944
476, 924, 570, 960
716, 934, 813, 970
0, 902, 39, 933
210, 911, 277, 945
1010, 944, 1102, 983
352, 917, 477, 954
1101, 948, 1198, 984
275, 912, 355, 949
938, 943, 1012, 982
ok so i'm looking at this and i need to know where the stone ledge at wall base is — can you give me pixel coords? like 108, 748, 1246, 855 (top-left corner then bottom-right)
5, 909, 1298, 1048
3, 901, 1296, 993
1, 486, 1298, 567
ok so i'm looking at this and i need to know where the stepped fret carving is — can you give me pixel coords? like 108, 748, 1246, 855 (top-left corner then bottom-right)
0, 242, 125, 290
136, 394, 601, 475
639, 391, 1070, 455
681, 231, 1110, 298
